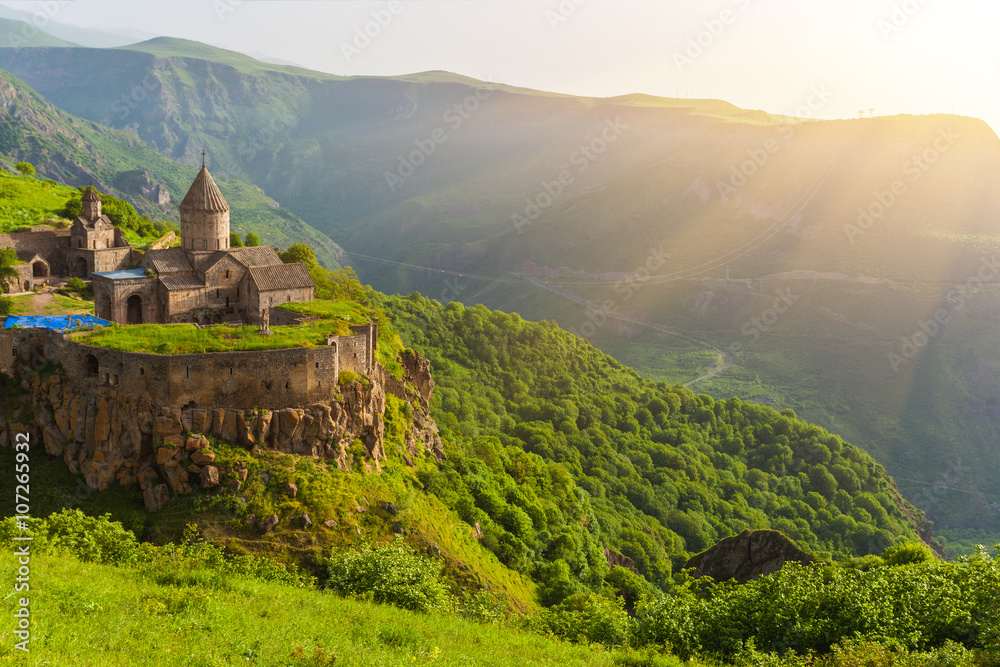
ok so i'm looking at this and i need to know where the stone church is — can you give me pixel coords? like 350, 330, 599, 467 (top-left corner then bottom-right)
92, 162, 314, 325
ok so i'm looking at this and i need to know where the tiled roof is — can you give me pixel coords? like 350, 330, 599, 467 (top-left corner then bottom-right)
248, 263, 314, 292
179, 165, 229, 213
159, 274, 205, 291
82, 186, 100, 202
144, 247, 193, 274
232, 245, 282, 267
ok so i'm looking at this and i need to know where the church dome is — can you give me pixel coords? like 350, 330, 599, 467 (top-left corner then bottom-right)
82, 186, 100, 202
179, 165, 229, 213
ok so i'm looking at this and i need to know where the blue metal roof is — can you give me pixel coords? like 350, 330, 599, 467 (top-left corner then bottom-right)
91, 268, 149, 280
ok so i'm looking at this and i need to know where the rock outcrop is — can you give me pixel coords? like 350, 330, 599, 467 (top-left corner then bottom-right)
1, 355, 441, 511
685, 529, 816, 583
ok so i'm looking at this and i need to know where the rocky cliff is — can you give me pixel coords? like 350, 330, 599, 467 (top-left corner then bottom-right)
1, 354, 441, 513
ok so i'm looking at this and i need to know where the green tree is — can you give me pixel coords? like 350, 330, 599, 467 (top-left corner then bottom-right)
229, 232, 244, 248
279, 242, 317, 266
15, 161, 34, 178
244, 231, 261, 247
0, 247, 20, 314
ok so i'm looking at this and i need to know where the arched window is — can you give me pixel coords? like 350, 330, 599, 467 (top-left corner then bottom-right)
84, 354, 98, 377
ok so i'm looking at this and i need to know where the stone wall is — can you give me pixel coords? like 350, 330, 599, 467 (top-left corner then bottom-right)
0, 325, 441, 512
0, 228, 71, 275
0, 325, 376, 410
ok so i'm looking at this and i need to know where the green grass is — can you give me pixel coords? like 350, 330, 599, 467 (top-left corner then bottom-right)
71, 318, 354, 355
6, 293, 94, 316
0, 549, 643, 667
0, 169, 77, 232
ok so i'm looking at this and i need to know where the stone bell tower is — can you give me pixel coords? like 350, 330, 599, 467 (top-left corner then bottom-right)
81, 185, 101, 220
179, 152, 230, 254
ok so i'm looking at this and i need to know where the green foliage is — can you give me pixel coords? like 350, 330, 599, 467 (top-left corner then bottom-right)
230, 231, 244, 247
245, 231, 261, 246
338, 370, 363, 386
633, 547, 1000, 660
526, 593, 634, 648
384, 294, 925, 605
325, 537, 451, 613
15, 160, 34, 177
280, 242, 316, 266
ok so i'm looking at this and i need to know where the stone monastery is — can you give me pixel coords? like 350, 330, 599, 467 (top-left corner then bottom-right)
0, 159, 315, 326
94, 160, 315, 325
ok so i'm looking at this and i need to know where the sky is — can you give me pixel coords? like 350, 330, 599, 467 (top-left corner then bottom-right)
2, 0, 999, 135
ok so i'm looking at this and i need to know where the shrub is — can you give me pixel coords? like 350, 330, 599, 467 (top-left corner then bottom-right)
338, 370, 362, 386
325, 538, 450, 613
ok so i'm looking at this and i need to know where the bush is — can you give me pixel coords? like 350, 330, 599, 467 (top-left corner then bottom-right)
325, 538, 450, 613
338, 370, 362, 386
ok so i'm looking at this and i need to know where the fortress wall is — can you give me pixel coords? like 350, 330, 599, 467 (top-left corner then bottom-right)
337, 333, 369, 375
1, 325, 368, 410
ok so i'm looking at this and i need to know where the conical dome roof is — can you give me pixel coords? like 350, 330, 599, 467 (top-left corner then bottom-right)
82, 186, 100, 202
179, 164, 229, 213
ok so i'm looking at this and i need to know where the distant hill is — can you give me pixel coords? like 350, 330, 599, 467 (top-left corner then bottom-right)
0, 18, 78, 48
0, 67, 342, 267
0, 41, 998, 542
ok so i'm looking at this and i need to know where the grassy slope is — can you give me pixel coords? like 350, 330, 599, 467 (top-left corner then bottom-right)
0, 550, 629, 667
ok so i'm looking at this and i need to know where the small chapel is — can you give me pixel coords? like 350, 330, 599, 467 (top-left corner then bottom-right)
92, 159, 315, 325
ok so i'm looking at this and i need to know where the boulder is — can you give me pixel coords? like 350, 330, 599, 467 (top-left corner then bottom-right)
685, 529, 816, 584
200, 465, 219, 488
381, 501, 399, 515
260, 513, 279, 534
285, 482, 298, 498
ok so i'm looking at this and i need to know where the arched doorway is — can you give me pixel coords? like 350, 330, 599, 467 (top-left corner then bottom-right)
22, 281, 30, 292
84, 354, 98, 377
74, 257, 88, 278
126, 294, 143, 324
32, 260, 49, 278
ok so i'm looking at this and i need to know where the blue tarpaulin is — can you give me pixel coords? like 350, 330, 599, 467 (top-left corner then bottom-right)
2, 315, 111, 332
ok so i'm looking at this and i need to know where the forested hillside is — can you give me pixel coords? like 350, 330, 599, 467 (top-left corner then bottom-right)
380, 293, 934, 600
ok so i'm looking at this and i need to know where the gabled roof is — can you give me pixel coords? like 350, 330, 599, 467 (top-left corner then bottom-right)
159, 274, 205, 291
179, 165, 229, 213
248, 262, 314, 292
72, 215, 113, 230
231, 245, 282, 267
143, 247, 193, 274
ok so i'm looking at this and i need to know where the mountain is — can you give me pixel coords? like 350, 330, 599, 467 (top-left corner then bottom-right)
0, 41, 998, 543
0, 67, 342, 267
0, 18, 79, 48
